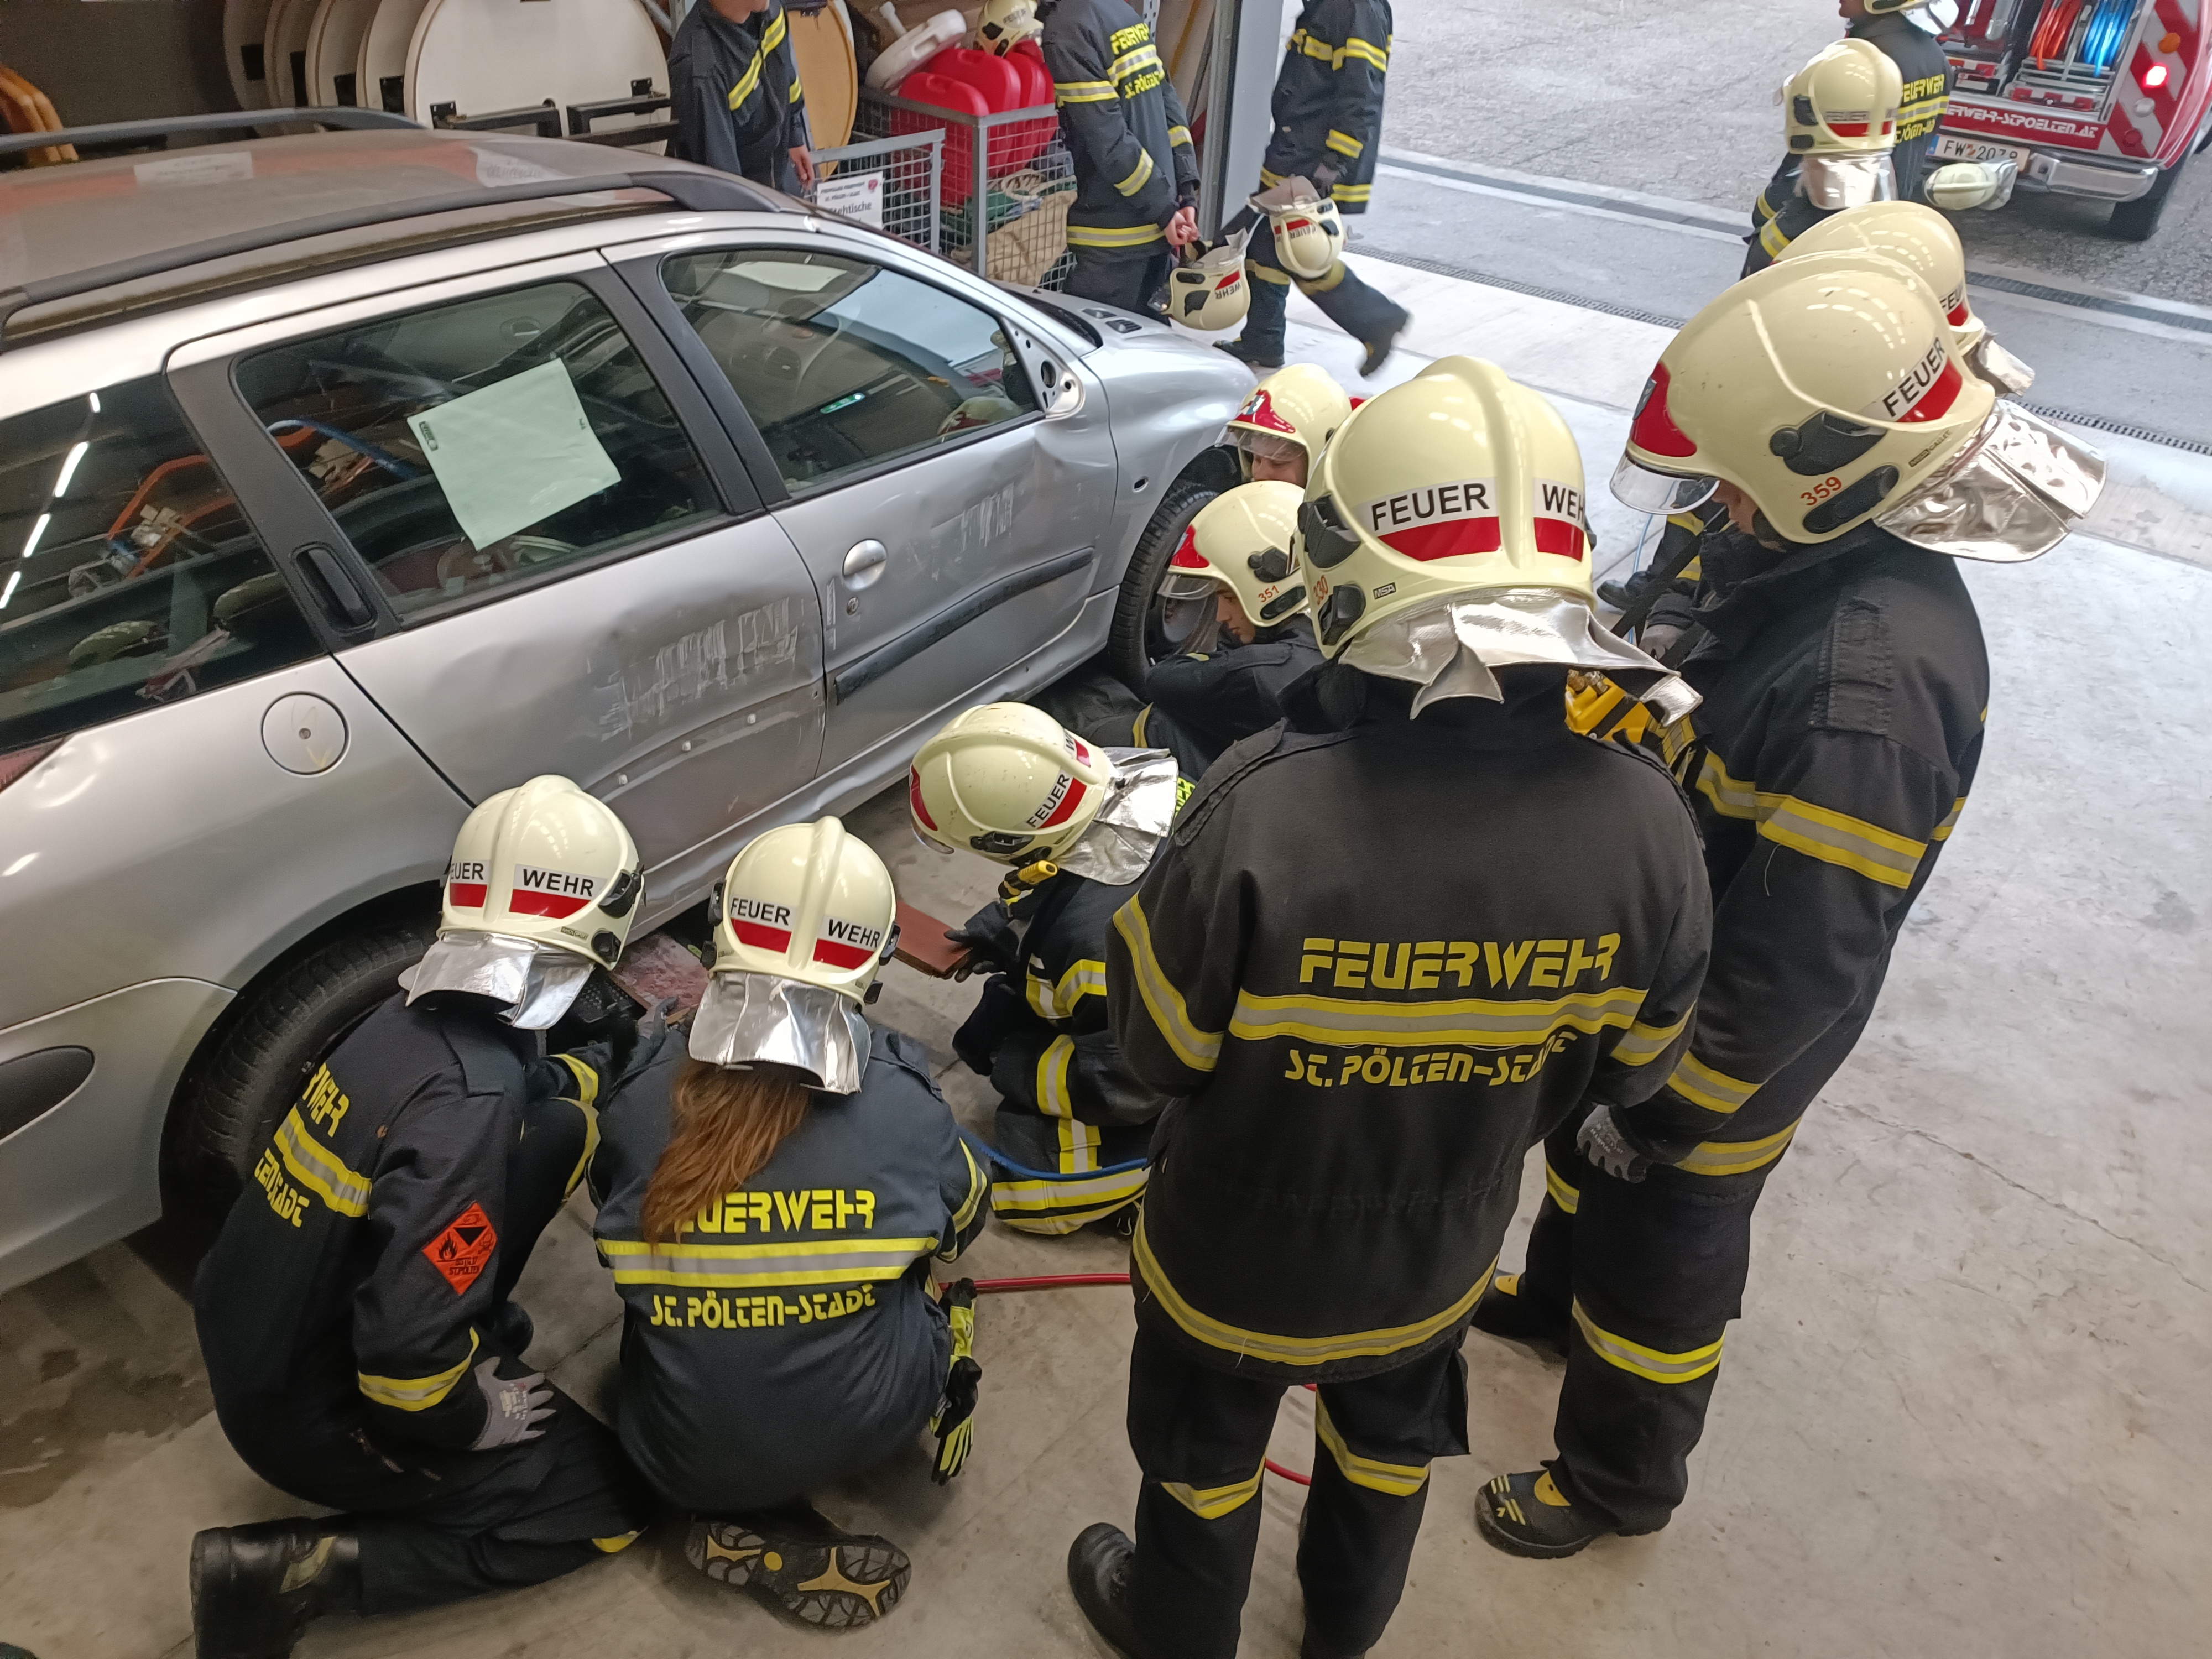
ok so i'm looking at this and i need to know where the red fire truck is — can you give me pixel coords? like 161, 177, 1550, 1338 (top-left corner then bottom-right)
1934, 0, 2212, 238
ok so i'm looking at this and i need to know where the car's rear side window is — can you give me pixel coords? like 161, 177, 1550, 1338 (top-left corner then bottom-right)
0, 378, 320, 754
235, 280, 719, 618
662, 249, 1040, 495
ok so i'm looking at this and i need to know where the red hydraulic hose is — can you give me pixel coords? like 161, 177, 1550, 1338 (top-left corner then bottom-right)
953, 1271, 1314, 1487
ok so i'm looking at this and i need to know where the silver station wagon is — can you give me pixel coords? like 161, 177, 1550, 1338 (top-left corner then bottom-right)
0, 113, 1248, 1291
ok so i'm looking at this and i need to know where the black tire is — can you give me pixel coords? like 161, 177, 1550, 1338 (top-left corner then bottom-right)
2110, 151, 2185, 241
169, 921, 435, 1202
1107, 476, 1220, 692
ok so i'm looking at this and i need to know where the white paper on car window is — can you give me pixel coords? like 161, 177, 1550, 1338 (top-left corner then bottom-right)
405, 360, 621, 551
731, 260, 847, 292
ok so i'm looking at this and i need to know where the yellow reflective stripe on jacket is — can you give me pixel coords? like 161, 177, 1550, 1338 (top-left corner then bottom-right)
1036, 1034, 1077, 1117
1136, 1217, 1493, 1366
1259, 166, 1284, 187
762, 10, 786, 49
1682, 554, 1703, 580
1758, 214, 1793, 258
1055, 77, 1119, 103
1610, 1007, 1690, 1068
1666, 512, 1704, 537
1572, 1300, 1723, 1383
1067, 221, 1166, 247
1110, 44, 1162, 84
1695, 752, 1761, 818
1027, 957, 1107, 1020
1228, 983, 1645, 1050
947, 1138, 988, 1241
358, 1329, 478, 1412
1759, 796, 1924, 888
1754, 188, 1778, 223
727, 48, 768, 110
1167, 124, 1191, 147
1677, 1120, 1799, 1177
990, 1164, 1147, 1234
274, 1108, 371, 1217
1113, 897, 1222, 1071
1667, 1051, 1759, 1115
1339, 35, 1391, 70
1114, 150, 1156, 196
599, 1235, 935, 1289
1313, 1397, 1430, 1496
790, 77, 804, 102
1929, 795, 1966, 842
1330, 183, 1371, 204
1291, 27, 1335, 60
1161, 1467, 1264, 1519
1325, 128, 1363, 158
1544, 1156, 1579, 1215
551, 1052, 601, 1108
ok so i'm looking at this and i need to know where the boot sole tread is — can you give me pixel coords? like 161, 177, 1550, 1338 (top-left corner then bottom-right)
687, 1521, 910, 1629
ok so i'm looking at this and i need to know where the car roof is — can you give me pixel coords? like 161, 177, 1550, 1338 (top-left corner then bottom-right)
1, 129, 797, 342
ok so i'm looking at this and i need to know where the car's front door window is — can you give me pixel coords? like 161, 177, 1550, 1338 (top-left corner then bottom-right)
234, 281, 720, 617
661, 249, 1041, 494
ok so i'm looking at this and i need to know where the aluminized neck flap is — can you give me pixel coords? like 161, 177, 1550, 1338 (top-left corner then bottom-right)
400, 931, 595, 1030
687, 971, 872, 1094
1800, 153, 1897, 210
1875, 401, 2104, 562
1340, 589, 1703, 722
1053, 748, 1183, 885
1965, 333, 2035, 395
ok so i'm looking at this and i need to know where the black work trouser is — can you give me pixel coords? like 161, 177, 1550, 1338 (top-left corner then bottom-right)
1519, 988, 1880, 1533
1239, 213, 1406, 360
1124, 1324, 1469, 1659
1066, 247, 1174, 315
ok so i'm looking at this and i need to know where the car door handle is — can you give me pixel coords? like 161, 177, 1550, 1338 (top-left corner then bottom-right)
842, 540, 888, 589
292, 542, 375, 631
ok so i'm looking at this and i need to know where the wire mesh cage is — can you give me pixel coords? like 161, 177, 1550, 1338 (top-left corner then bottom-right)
804, 128, 945, 255
853, 87, 1077, 290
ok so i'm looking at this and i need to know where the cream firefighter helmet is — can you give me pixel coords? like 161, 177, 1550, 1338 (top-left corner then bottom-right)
1294, 356, 1595, 655
1611, 249, 1995, 544
1784, 39, 1902, 156
975, 0, 1040, 53
1924, 159, 2015, 211
1227, 363, 1351, 479
1167, 239, 1251, 332
407, 775, 643, 1027
1157, 481, 1308, 626
1254, 177, 1343, 280
910, 702, 1115, 863
691, 818, 894, 1091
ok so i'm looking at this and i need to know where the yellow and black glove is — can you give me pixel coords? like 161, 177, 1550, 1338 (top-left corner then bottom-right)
930, 1280, 982, 1484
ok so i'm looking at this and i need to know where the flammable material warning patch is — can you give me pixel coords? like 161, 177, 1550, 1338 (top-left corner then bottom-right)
423, 1202, 498, 1293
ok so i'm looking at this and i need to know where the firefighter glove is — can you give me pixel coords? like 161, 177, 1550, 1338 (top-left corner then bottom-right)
930, 1280, 982, 1484
1577, 1102, 1651, 1183
467, 1359, 555, 1450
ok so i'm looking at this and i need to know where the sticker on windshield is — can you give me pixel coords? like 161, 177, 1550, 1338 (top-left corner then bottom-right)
406, 359, 620, 552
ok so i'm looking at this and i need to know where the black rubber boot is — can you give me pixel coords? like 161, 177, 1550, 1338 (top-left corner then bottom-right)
1468, 1271, 1568, 1358
1357, 311, 1408, 378
487, 1300, 534, 1355
1067, 1522, 1154, 1659
1475, 1467, 1633, 1559
687, 1504, 910, 1629
190, 1520, 361, 1659
1217, 337, 1284, 371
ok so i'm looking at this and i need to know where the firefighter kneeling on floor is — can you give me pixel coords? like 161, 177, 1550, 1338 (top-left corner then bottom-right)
911, 704, 1187, 1235
1470, 243, 2104, 1558
190, 777, 658, 1659
1135, 482, 1322, 779
1064, 357, 1713, 1659
587, 817, 990, 1628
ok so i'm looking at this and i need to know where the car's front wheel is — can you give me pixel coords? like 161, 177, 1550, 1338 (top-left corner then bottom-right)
1107, 477, 1222, 692
168, 920, 435, 1205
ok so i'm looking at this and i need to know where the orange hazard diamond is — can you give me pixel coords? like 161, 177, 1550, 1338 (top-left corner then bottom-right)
423, 1202, 497, 1294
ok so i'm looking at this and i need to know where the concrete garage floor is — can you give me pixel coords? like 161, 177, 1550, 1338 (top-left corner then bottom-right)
2, 260, 2208, 1658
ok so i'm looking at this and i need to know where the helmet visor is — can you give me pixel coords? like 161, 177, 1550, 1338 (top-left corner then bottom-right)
1609, 453, 1719, 515
1158, 569, 1225, 602
1232, 427, 1304, 464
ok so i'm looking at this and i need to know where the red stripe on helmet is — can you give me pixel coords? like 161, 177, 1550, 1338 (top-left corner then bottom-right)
812, 937, 875, 970
1947, 301, 1970, 326
733, 919, 793, 952
1380, 517, 1503, 561
1896, 359, 1964, 425
909, 768, 936, 831
447, 882, 487, 908
1533, 518, 1587, 560
1233, 387, 1295, 435
1169, 525, 1209, 568
1630, 363, 1698, 458
507, 889, 591, 919
1037, 775, 1088, 828
1830, 121, 1870, 136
